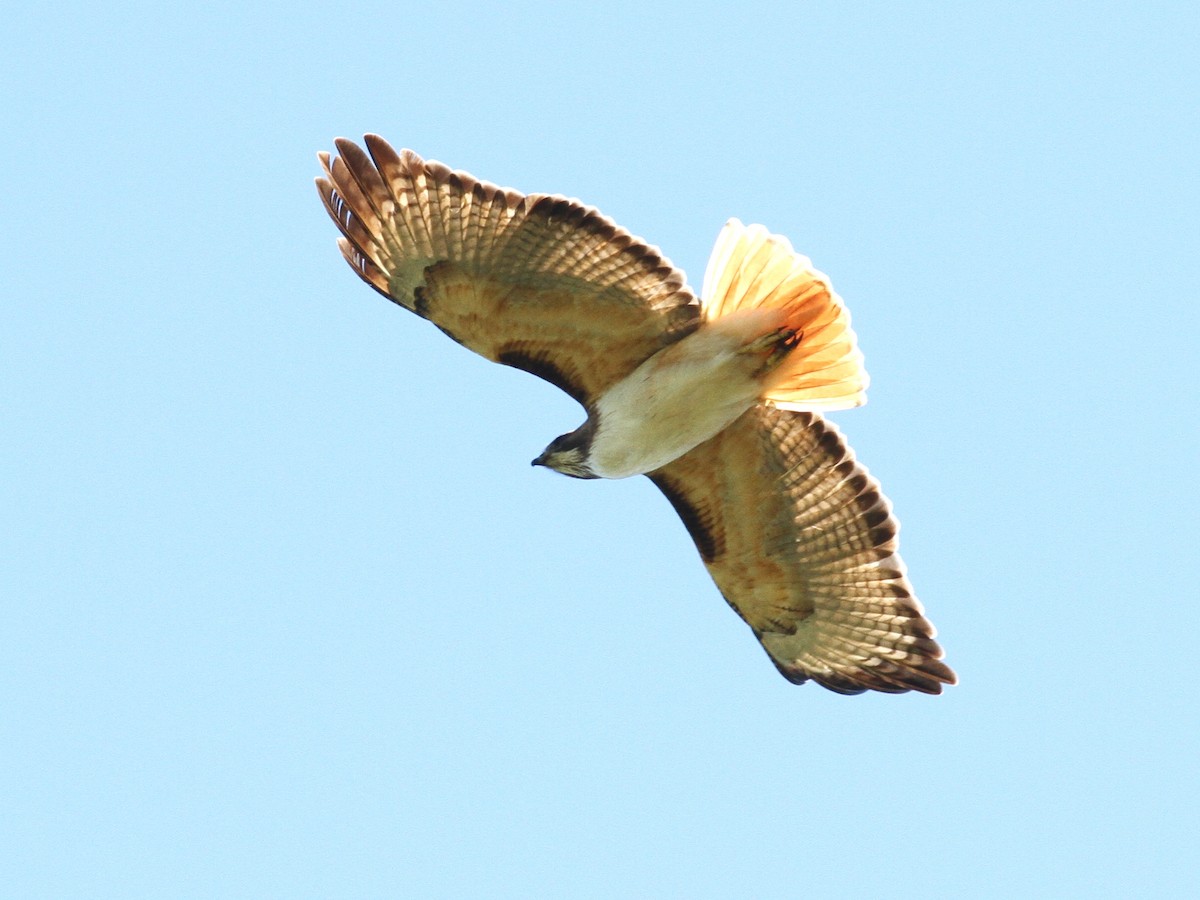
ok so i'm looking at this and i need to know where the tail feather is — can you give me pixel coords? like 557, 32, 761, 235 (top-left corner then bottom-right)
701, 219, 868, 412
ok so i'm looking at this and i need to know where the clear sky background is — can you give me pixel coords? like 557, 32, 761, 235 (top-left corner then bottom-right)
4, 2, 1197, 897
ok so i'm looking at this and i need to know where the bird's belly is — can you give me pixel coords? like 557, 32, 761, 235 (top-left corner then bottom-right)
587, 334, 763, 479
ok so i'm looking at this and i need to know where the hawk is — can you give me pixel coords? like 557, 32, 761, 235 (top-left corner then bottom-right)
316, 135, 955, 695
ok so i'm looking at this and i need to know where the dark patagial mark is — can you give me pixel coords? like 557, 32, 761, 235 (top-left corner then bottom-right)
412, 283, 431, 318
497, 346, 588, 406
648, 473, 721, 564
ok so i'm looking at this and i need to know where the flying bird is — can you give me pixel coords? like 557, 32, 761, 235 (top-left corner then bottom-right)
316, 135, 955, 695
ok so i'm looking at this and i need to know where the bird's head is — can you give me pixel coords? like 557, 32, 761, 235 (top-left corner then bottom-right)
532, 425, 597, 479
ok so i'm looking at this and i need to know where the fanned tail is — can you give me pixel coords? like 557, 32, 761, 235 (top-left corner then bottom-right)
701, 219, 868, 411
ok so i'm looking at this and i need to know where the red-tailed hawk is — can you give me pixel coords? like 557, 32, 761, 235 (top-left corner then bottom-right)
316, 135, 955, 695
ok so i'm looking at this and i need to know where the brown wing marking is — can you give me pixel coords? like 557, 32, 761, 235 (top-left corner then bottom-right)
495, 345, 589, 407
316, 135, 701, 407
649, 405, 955, 695
646, 472, 724, 564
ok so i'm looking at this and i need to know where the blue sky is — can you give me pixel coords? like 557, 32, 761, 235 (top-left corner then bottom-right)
3, 2, 1197, 897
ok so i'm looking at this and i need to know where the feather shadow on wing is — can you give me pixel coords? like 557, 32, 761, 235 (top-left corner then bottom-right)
317, 135, 955, 695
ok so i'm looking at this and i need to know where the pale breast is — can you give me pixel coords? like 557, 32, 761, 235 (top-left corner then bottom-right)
587, 326, 767, 478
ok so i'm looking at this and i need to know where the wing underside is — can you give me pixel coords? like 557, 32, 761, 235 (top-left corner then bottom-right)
650, 406, 954, 695
317, 136, 702, 406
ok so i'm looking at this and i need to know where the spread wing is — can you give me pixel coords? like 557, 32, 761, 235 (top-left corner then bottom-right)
649, 406, 955, 694
316, 136, 701, 407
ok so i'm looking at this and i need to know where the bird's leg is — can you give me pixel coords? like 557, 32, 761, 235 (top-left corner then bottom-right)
739, 327, 802, 376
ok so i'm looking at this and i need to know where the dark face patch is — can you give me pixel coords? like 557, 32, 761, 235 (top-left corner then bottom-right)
533, 423, 598, 479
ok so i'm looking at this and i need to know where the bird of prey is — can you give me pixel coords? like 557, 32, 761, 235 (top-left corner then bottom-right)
316, 135, 955, 695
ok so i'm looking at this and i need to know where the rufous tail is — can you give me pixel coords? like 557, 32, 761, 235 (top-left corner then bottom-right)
701, 218, 868, 411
